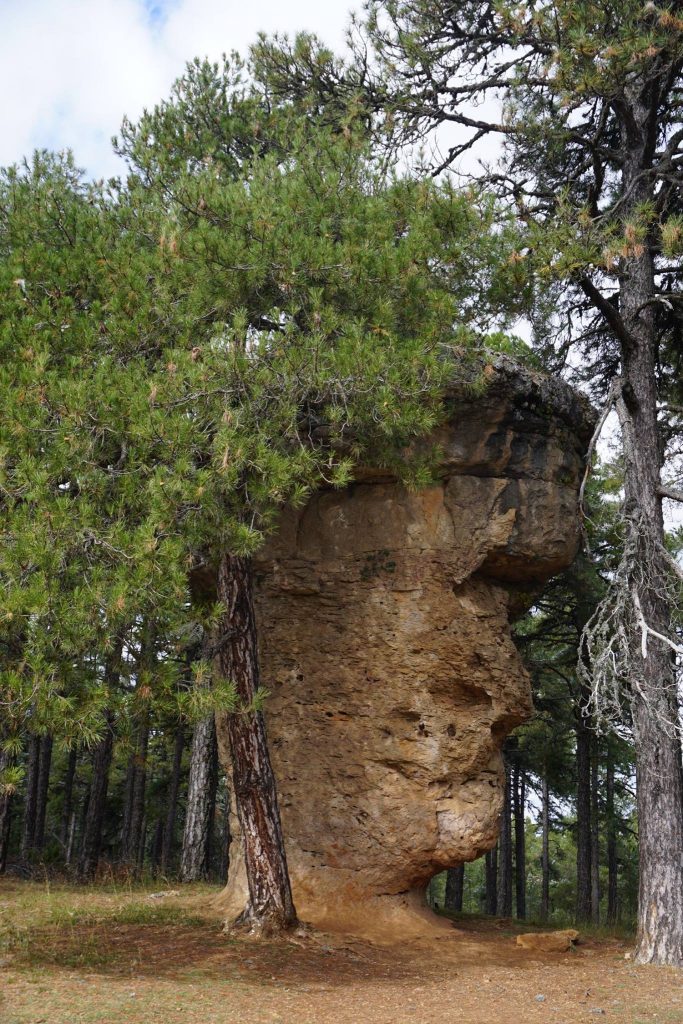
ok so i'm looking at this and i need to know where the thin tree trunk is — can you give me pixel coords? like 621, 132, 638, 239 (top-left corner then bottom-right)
540, 773, 550, 923
485, 845, 498, 915
497, 759, 513, 917
0, 747, 14, 874
590, 739, 600, 925
217, 552, 297, 934
78, 709, 115, 881
119, 754, 136, 861
136, 813, 147, 874
60, 748, 78, 852
34, 734, 53, 852
65, 810, 76, 867
161, 725, 185, 876
151, 818, 163, 874
575, 688, 592, 923
180, 713, 218, 881
20, 733, 40, 860
605, 752, 618, 925
513, 766, 526, 920
444, 864, 465, 912
124, 717, 149, 873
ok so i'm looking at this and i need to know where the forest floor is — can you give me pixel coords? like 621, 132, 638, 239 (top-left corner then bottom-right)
1, 879, 681, 1024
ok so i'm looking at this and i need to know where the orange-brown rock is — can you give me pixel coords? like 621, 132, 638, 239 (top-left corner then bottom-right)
216, 357, 594, 938
516, 929, 580, 953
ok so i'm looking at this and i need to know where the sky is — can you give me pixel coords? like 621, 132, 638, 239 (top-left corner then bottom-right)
0, 0, 355, 179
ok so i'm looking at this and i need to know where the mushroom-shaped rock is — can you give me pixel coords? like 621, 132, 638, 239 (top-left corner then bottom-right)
215, 357, 594, 939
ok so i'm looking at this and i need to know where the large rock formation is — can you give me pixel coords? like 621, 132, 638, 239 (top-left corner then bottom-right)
216, 357, 594, 937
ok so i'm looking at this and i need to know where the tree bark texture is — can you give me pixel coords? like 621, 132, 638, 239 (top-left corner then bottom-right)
613, 97, 683, 962
217, 552, 297, 933
180, 713, 218, 882
444, 864, 464, 912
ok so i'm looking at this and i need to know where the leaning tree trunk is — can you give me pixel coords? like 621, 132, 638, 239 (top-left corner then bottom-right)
444, 864, 465, 912
513, 766, 526, 920
20, 733, 40, 860
497, 759, 513, 918
34, 734, 53, 853
180, 713, 218, 882
78, 709, 116, 881
217, 551, 297, 934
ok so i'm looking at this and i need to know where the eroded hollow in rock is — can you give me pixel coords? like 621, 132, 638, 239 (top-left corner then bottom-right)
215, 358, 595, 938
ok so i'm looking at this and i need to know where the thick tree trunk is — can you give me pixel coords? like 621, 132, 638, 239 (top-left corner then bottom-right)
180, 713, 218, 882
444, 864, 465, 912
161, 725, 185, 876
497, 760, 513, 917
34, 734, 53, 852
590, 739, 600, 925
540, 773, 550, 923
575, 689, 592, 923
606, 752, 618, 925
513, 766, 526, 920
485, 845, 498, 915
603, 87, 683, 966
20, 733, 40, 860
78, 709, 115, 880
59, 748, 78, 852
217, 552, 297, 934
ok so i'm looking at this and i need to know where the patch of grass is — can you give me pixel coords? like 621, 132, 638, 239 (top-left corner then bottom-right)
0, 879, 215, 971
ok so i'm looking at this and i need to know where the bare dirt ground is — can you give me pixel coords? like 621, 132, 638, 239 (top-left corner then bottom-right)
1, 879, 681, 1024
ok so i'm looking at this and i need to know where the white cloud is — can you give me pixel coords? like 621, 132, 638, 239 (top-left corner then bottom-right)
0, 0, 353, 179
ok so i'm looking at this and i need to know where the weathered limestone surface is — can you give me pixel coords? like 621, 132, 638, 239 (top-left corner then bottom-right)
216, 357, 594, 936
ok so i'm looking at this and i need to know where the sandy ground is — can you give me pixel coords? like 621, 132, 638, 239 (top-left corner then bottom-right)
1, 880, 682, 1024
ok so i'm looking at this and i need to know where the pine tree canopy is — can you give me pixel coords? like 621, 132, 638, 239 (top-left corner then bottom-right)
0, 68, 524, 744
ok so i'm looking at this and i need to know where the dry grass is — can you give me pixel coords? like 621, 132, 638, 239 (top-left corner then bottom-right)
1, 879, 682, 1024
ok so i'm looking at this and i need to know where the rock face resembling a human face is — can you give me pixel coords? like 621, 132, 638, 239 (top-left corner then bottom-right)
215, 361, 593, 934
